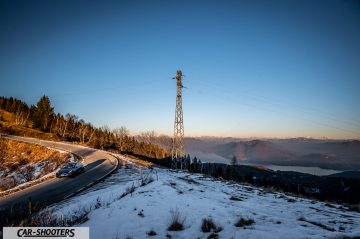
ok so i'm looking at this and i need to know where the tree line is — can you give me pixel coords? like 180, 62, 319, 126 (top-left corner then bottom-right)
0, 96, 168, 159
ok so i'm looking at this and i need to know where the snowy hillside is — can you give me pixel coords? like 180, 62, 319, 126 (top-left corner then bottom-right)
47, 155, 360, 239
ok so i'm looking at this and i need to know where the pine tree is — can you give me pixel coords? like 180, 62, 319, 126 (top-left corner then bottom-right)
231, 155, 237, 166
33, 95, 54, 131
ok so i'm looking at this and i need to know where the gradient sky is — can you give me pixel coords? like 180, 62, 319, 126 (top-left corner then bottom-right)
1, 0, 359, 139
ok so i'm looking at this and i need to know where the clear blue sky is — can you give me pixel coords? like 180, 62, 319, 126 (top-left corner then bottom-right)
1, 0, 359, 139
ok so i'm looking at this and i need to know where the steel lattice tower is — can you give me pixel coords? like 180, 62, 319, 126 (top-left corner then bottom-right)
172, 70, 185, 166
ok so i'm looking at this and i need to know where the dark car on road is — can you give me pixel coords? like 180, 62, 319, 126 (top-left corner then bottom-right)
56, 162, 85, 178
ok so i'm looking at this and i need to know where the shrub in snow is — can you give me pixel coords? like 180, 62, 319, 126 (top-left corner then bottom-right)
234, 218, 255, 227
229, 195, 242, 201
120, 183, 136, 198
167, 208, 185, 231
22, 165, 35, 181
137, 209, 144, 218
201, 217, 222, 233
21, 205, 91, 227
207, 232, 219, 239
94, 197, 102, 209
146, 230, 157, 236
287, 198, 296, 203
140, 175, 154, 186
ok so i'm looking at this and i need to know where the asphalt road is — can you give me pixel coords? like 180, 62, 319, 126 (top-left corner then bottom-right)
0, 135, 118, 226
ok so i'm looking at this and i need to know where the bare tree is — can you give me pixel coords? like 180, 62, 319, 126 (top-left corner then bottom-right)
60, 113, 78, 138
156, 135, 172, 152
60, 114, 70, 138
138, 131, 158, 156
77, 119, 87, 143
112, 126, 129, 152
14, 108, 30, 126
98, 125, 111, 149
139, 130, 157, 144
86, 124, 96, 144
68, 114, 79, 138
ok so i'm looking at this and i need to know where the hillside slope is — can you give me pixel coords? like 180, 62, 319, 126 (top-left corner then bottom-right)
36, 155, 360, 239
0, 109, 59, 141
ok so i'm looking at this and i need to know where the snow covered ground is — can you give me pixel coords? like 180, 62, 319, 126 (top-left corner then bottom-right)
48, 155, 360, 239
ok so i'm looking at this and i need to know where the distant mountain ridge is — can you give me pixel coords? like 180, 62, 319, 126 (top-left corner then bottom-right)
214, 140, 294, 162
327, 171, 360, 179
185, 138, 360, 170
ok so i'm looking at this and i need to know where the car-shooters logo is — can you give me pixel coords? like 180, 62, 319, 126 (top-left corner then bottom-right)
3, 227, 89, 239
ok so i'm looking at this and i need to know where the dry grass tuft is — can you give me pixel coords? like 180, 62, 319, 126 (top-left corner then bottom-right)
146, 230, 157, 236
167, 208, 185, 231
234, 218, 255, 227
201, 217, 222, 233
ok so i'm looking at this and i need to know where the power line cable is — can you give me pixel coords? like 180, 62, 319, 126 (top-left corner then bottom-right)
195, 79, 360, 129
192, 81, 360, 137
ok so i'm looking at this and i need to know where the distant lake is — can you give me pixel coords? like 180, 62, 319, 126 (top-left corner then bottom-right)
254, 164, 342, 176
194, 152, 343, 176
233, 161, 342, 176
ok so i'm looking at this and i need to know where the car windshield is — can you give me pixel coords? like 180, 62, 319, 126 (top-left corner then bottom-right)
63, 163, 77, 169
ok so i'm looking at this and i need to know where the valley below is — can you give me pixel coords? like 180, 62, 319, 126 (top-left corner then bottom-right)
185, 137, 360, 174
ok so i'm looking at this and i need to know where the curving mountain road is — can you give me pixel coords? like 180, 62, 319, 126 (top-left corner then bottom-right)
0, 135, 119, 226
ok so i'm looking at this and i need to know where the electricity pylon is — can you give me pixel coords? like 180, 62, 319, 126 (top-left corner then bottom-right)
171, 70, 186, 168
